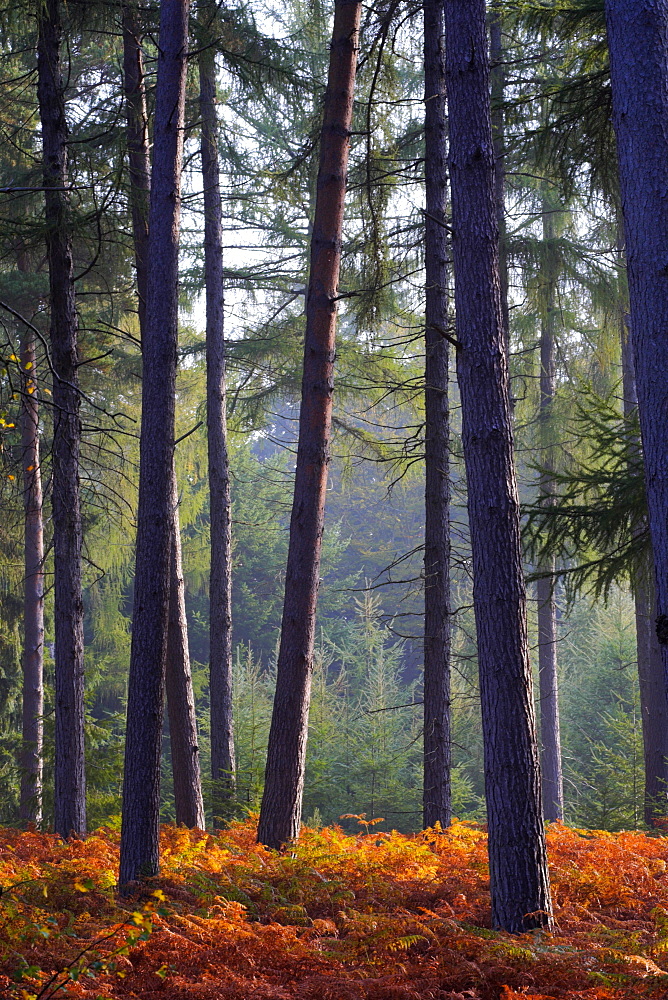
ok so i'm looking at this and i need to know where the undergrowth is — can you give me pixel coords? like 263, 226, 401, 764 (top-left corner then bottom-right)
1, 818, 668, 998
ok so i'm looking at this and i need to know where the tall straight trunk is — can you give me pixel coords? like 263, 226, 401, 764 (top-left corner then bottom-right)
537, 188, 564, 823
605, 2, 668, 702
36, 0, 86, 839
122, 6, 204, 829
257, 0, 362, 850
120, 0, 190, 886
443, 0, 552, 933
489, 2, 510, 358
199, 27, 236, 823
166, 468, 205, 828
122, 2, 150, 334
619, 300, 668, 825
19, 327, 44, 826
422, 0, 451, 831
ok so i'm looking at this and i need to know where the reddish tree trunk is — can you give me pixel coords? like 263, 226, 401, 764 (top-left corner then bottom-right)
199, 26, 236, 823
36, 0, 86, 839
120, 0, 190, 886
422, 0, 451, 831
122, 6, 204, 830
443, 0, 552, 932
19, 327, 44, 827
257, 0, 362, 850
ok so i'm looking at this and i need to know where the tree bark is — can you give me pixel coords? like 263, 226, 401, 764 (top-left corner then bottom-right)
257, 0, 362, 850
122, 5, 204, 831
422, 0, 451, 831
537, 188, 564, 823
122, 2, 151, 335
198, 22, 236, 824
605, 1, 668, 708
19, 326, 44, 827
166, 468, 205, 828
619, 293, 668, 826
443, 0, 552, 932
120, 0, 190, 887
36, 0, 86, 839
489, 2, 510, 359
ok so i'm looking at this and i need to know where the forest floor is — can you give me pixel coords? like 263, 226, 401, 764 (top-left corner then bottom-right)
1, 818, 668, 999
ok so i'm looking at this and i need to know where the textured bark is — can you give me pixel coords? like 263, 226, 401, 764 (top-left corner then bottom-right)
36, 0, 86, 839
619, 299, 668, 825
19, 327, 44, 827
443, 0, 552, 932
489, 2, 510, 358
122, 2, 151, 335
120, 0, 190, 887
257, 0, 362, 850
199, 27, 236, 823
422, 0, 451, 831
537, 189, 564, 823
166, 469, 205, 829
636, 567, 668, 823
122, 4, 204, 830
605, 1, 668, 698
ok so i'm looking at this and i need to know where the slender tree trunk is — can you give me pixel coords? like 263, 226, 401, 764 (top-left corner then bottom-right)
19, 325, 44, 827
605, 1, 668, 704
36, 0, 86, 839
489, 2, 510, 358
619, 295, 668, 825
422, 0, 451, 831
120, 0, 190, 887
199, 26, 236, 824
257, 0, 362, 850
122, 2, 150, 335
122, 6, 204, 829
443, 0, 552, 933
166, 469, 205, 828
537, 188, 564, 823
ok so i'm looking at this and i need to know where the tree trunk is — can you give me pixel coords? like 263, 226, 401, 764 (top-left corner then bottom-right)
489, 2, 510, 359
36, 0, 86, 839
619, 288, 668, 826
166, 468, 205, 828
199, 23, 236, 824
443, 0, 552, 933
119, 0, 190, 887
257, 0, 362, 850
422, 0, 451, 831
537, 187, 564, 823
19, 326, 44, 827
605, 1, 668, 705
122, 2, 150, 335
122, 5, 204, 830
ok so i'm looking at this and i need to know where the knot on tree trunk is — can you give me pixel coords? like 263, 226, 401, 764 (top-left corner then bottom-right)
655, 613, 668, 645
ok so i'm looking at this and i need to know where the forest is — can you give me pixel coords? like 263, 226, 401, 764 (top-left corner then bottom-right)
2, 0, 668, 995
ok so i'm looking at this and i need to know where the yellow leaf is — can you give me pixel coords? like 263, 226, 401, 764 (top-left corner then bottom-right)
73, 880, 89, 893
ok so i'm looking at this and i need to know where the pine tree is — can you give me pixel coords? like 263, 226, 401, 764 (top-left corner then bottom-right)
443, 0, 552, 933
120, 0, 191, 886
257, 0, 363, 850
422, 0, 451, 830
36, 0, 86, 839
